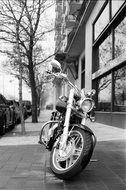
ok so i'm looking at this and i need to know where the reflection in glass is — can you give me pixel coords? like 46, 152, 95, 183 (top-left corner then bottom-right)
94, 3, 109, 40
114, 16, 126, 58
97, 74, 111, 111
99, 34, 112, 69
81, 58, 85, 89
114, 65, 126, 112
111, 0, 125, 18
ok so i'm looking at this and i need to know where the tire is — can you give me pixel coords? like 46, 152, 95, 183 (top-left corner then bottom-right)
0, 120, 6, 135
50, 127, 93, 180
10, 117, 16, 129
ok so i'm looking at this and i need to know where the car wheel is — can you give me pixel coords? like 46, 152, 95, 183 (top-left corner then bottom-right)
0, 120, 6, 135
10, 117, 16, 129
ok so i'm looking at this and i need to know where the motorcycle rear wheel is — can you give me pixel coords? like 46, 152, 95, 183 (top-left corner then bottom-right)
50, 127, 93, 180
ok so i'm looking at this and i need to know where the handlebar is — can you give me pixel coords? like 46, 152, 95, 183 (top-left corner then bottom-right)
46, 71, 81, 95
46, 71, 95, 98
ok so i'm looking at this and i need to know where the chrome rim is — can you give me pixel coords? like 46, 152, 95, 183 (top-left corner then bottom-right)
52, 130, 84, 171
40, 121, 59, 145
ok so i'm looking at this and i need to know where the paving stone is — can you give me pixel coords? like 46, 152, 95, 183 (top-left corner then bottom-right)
0, 111, 126, 190
0, 176, 10, 188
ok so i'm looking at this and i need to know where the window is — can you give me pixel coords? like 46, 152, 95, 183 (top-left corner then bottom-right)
114, 16, 126, 58
99, 33, 112, 69
94, 3, 109, 40
81, 58, 85, 89
93, 5, 126, 72
93, 1, 126, 113
97, 74, 111, 111
111, 0, 125, 18
94, 0, 125, 41
114, 65, 126, 112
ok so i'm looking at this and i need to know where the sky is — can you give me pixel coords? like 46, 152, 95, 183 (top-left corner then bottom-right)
0, 54, 31, 101
0, 1, 56, 102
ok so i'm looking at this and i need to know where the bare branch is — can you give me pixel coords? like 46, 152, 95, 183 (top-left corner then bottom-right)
33, 0, 41, 35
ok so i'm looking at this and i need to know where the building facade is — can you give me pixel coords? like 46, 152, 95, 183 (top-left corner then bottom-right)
54, 0, 84, 107
55, 0, 126, 129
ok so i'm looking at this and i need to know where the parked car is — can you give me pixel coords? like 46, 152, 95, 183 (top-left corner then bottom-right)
22, 100, 40, 118
0, 94, 15, 135
7, 100, 21, 124
46, 104, 53, 110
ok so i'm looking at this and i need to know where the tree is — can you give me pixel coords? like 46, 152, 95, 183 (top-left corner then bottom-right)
0, 0, 55, 123
15, 3, 26, 134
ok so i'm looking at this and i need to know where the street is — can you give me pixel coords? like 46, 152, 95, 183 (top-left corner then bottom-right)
0, 110, 126, 190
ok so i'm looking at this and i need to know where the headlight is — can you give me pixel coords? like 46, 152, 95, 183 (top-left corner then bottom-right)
80, 98, 94, 113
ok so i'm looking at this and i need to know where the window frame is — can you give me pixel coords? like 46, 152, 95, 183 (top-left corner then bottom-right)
81, 57, 85, 89
92, 1, 126, 113
113, 64, 126, 112
95, 62, 126, 112
93, 0, 126, 44
92, 3, 126, 74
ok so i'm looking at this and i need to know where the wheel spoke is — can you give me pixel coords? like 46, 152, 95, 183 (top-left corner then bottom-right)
73, 148, 82, 156
52, 130, 84, 171
74, 134, 81, 146
65, 158, 69, 168
65, 156, 73, 168
69, 155, 74, 166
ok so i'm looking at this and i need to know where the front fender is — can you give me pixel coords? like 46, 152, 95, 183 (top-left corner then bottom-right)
71, 124, 94, 135
71, 124, 97, 148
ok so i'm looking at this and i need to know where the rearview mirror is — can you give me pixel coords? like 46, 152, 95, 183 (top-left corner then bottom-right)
50, 59, 61, 73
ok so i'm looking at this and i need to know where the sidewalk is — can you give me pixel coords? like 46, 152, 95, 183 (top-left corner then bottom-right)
86, 120, 126, 142
0, 110, 52, 146
0, 109, 125, 146
0, 110, 126, 190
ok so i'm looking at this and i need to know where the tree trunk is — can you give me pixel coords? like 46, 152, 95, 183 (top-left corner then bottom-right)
29, 64, 38, 123
32, 87, 38, 123
19, 68, 26, 134
16, 22, 26, 134
28, 26, 38, 123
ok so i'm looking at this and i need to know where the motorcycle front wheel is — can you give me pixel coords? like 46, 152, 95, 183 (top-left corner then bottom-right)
50, 127, 93, 180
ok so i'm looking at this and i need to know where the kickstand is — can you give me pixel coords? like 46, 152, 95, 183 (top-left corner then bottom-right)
90, 159, 98, 162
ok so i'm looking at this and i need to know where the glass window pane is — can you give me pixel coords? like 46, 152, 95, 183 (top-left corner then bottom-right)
97, 74, 111, 111
81, 58, 85, 71
81, 58, 85, 89
114, 16, 126, 58
81, 72, 85, 89
114, 65, 126, 112
94, 3, 109, 40
99, 34, 112, 69
112, 0, 125, 18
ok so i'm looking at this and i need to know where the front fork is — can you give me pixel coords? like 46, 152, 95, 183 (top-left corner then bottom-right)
59, 88, 75, 150
81, 112, 87, 125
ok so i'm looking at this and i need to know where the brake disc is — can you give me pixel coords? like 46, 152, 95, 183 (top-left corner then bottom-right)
56, 138, 75, 162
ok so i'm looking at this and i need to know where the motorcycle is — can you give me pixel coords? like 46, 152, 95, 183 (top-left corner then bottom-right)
39, 60, 96, 180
